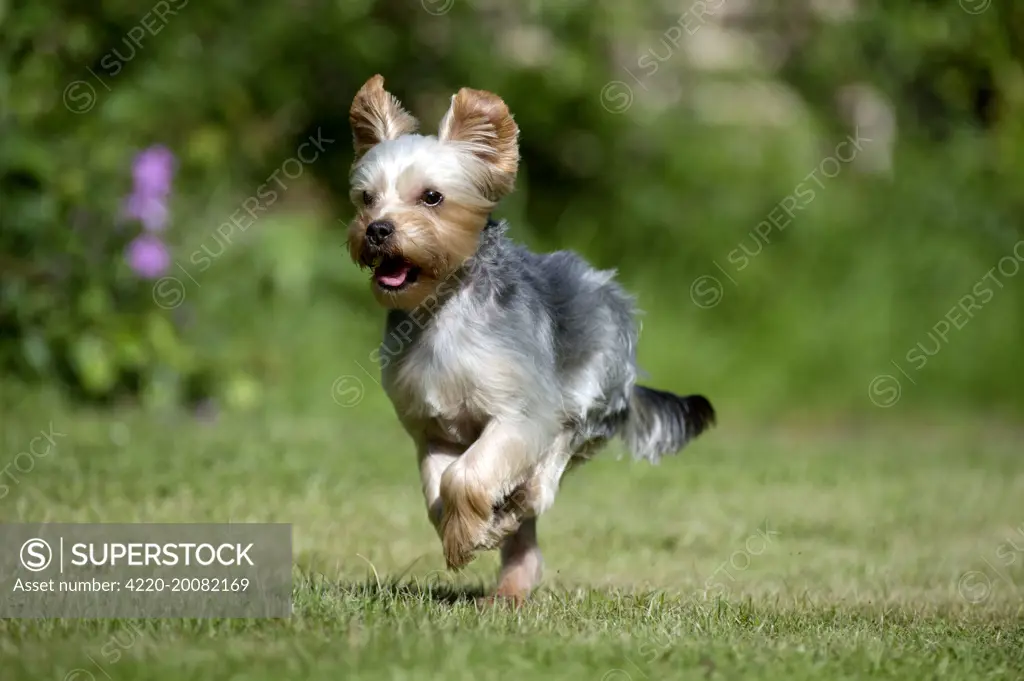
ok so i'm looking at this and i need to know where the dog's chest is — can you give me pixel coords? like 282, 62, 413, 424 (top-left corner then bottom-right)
382, 302, 501, 444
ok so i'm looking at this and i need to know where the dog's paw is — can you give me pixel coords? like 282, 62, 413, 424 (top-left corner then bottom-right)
492, 482, 533, 519
441, 513, 486, 570
441, 502, 515, 568
438, 465, 493, 567
487, 482, 534, 535
438, 471, 536, 568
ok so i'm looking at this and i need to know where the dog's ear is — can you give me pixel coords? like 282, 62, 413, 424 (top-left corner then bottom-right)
438, 87, 519, 195
349, 75, 419, 160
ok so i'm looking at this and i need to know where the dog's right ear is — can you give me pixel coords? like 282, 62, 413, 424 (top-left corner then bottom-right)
349, 75, 419, 160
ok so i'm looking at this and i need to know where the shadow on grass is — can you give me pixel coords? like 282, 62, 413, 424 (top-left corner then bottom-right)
344, 578, 487, 605
296, 564, 487, 607
296, 551, 491, 606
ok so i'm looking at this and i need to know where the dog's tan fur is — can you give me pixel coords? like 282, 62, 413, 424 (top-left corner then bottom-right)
438, 87, 519, 199
349, 75, 419, 161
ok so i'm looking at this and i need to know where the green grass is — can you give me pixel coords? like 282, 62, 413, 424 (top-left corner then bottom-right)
1, 392, 1023, 680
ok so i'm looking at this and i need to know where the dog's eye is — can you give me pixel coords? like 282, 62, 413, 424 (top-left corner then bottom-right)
420, 190, 443, 207
361, 191, 374, 207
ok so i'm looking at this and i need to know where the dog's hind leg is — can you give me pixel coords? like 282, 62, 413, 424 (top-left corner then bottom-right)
481, 517, 542, 607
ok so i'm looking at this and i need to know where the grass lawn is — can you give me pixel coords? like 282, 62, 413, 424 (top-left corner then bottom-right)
1, 392, 1022, 680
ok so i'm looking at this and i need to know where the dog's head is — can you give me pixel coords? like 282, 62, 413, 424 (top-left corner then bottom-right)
346, 74, 519, 309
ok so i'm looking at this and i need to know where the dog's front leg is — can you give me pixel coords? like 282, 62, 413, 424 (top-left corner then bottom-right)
418, 440, 462, 538
439, 420, 539, 569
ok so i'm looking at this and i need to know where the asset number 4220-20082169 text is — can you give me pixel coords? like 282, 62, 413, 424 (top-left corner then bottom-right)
124, 577, 250, 592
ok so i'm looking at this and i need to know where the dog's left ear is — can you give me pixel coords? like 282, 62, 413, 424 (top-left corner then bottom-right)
349, 74, 419, 160
438, 87, 519, 197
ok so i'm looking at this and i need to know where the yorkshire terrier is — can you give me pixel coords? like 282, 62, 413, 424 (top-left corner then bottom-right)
346, 75, 715, 604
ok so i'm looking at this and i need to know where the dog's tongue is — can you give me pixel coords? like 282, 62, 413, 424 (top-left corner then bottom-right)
375, 259, 411, 288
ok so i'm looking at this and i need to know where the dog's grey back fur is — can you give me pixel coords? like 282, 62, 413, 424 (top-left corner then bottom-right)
380, 219, 713, 462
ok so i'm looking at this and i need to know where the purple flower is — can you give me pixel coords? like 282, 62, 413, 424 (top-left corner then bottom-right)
123, 193, 169, 232
122, 146, 176, 280
125, 234, 170, 279
124, 145, 176, 233
132, 146, 175, 199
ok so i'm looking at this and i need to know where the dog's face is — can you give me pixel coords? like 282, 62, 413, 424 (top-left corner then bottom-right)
346, 75, 519, 309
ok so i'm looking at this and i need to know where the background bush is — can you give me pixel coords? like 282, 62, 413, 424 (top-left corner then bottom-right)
2, 0, 1022, 417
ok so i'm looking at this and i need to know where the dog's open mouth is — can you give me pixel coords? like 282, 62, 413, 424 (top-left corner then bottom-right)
373, 256, 420, 290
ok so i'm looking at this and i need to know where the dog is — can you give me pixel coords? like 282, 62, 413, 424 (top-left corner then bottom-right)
346, 75, 715, 604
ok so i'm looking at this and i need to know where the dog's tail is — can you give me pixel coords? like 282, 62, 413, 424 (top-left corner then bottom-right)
622, 385, 716, 462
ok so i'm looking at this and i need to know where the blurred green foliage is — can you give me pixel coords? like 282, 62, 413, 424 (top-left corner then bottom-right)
1, 0, 1023, 415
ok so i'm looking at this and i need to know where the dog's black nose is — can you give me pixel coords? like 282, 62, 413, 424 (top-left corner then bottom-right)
366, 220, 394, 246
